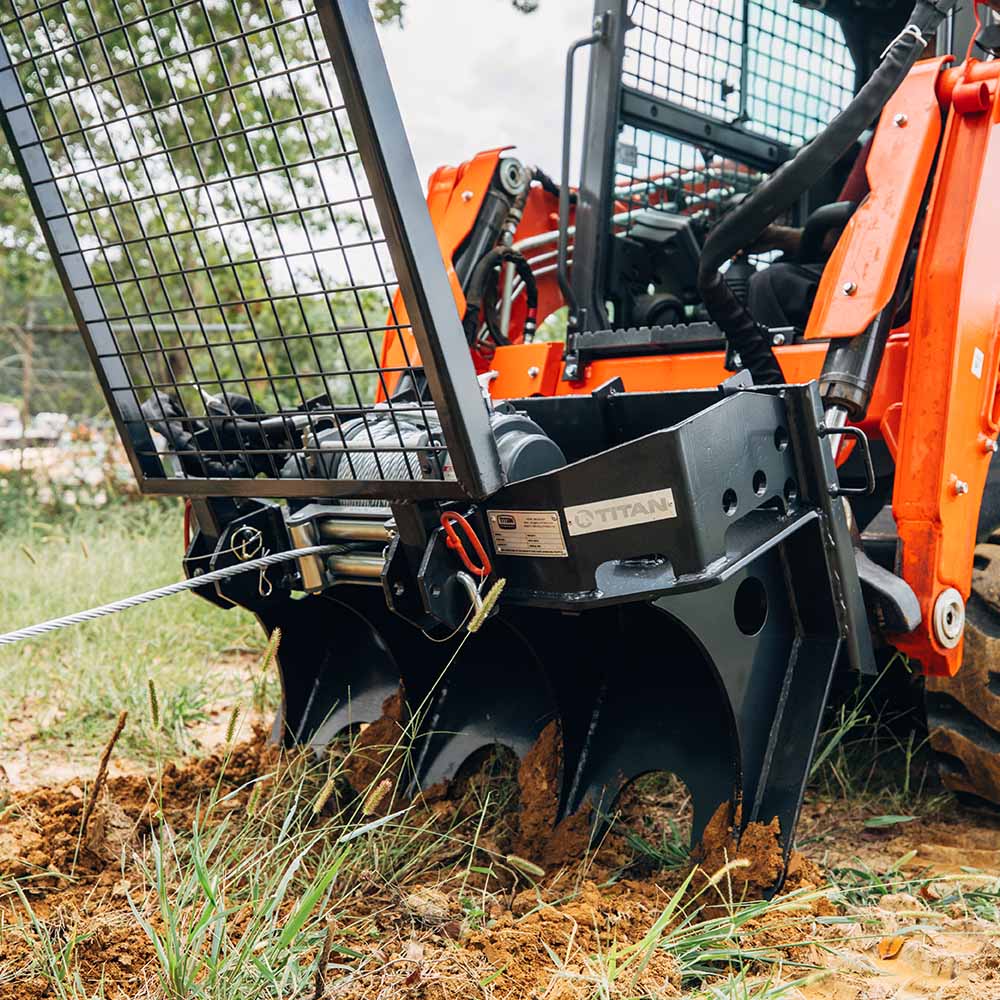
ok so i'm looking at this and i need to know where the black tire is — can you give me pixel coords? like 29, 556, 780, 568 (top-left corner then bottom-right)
926, 541, 1000, 806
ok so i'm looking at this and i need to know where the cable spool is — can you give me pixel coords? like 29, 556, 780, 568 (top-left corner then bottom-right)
296, 406, 567, 493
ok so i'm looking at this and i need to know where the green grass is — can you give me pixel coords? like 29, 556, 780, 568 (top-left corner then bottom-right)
0, 496, 260, 764
809, 659, 950, 819
831, 850, 1000, 921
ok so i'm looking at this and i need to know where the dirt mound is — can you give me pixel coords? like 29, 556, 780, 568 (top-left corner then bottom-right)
0, 731, 279, 997
466, 879, 682, 999
693, 802, 823, 898
514, 719, 561, 859
7, 727, 1000, 999
0, 733, 277, 882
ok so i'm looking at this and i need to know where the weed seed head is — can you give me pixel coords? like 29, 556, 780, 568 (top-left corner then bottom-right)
362, 778, 392, 816
147, 678, 160, 729
313, 777, 336, 816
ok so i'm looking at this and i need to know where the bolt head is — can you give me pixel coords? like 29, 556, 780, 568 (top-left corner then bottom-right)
842, 281, 858, 296
986, 438, 999, 454
461, 190, 474, 202
893, 112, 909, 127
772, 332, 786, 346
527, 366, 540, 378
954, 478, 970, 496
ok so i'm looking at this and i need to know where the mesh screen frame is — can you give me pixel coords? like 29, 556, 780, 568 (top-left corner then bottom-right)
0, 0, 502, 501
567, 0, 858, 338
614, 0, 856, 249
622, 0, 856, 149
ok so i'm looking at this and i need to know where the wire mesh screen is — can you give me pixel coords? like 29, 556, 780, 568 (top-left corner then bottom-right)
623, 0, 855, 145
617, 0, 854, 239
0, 0, 489, 499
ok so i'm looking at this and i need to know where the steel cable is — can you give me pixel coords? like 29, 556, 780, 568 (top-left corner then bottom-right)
0, 545, 341, 647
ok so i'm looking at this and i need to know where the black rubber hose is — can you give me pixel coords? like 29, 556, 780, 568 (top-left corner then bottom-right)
533, 166, 576, 204
462, 246, 539, 346
484, 251, 538, 345
697, 0, 955, 385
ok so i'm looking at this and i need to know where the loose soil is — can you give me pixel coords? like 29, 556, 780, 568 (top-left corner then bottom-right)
3, 727, 1000, 999
342, 690, 407, 811
0, 736, 278, 999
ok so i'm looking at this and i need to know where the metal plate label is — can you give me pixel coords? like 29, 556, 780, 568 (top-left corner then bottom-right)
488, 509, 568, 558
564, 488, 677, 537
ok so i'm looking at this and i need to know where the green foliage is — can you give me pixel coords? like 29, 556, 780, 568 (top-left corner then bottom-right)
372, 0, 406, 24
374, 0, 539, 27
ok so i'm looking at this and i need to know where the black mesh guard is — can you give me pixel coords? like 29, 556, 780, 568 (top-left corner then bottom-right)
0, 0, 502, 500
617, 0, 856, 237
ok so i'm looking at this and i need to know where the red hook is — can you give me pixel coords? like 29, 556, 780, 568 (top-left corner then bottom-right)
440, 511, 492, 579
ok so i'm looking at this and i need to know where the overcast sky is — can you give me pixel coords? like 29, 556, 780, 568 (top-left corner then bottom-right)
376, 0, 595, 187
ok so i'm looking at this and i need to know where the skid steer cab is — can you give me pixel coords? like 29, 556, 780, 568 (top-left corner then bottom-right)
3, 0, 997, 889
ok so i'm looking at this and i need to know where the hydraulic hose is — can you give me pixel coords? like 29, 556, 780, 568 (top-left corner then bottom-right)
462, 245, 539, 346
696, 0, 956, 385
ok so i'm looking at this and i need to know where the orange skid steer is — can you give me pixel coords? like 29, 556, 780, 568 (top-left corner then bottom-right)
3, 0, 1000, 889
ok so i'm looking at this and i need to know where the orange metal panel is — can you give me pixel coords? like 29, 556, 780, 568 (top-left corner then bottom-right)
486, 343, 831, 395
377, 150, 507, 399
854, 334, 909, 436
805, 58, 947, 341
490, 342, 564, 397
488, 337, 909, 432
891, 60, 1000, 676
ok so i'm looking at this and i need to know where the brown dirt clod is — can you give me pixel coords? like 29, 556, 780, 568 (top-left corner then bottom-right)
692, 801, 818, 898
343, 690, 407, 811
513, 719, 561, 860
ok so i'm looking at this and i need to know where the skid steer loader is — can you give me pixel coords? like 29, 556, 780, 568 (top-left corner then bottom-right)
2, 0, 999, 888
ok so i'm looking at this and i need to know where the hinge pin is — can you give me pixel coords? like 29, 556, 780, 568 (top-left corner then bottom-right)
932, 588, 965, 648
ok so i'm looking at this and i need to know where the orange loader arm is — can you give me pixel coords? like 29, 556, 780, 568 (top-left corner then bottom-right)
376, 149, 568, 395
890, 60, 1000, 676
806, 55, 1000, 675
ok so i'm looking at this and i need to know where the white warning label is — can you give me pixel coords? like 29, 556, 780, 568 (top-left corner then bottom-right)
487, 509, 568, 558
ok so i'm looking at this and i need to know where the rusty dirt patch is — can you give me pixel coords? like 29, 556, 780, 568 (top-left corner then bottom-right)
3, 725, 1000, 999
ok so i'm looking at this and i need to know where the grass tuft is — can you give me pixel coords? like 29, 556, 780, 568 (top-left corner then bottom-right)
0, 500, 260, 766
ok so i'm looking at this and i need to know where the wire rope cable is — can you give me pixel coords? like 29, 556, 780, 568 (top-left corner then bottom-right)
0, 545, 341, 646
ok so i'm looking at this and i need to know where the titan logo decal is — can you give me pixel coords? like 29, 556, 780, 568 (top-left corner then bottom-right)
564, 488, 677, 537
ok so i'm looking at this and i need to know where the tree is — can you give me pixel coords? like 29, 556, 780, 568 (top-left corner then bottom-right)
374, 0, 539, 28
